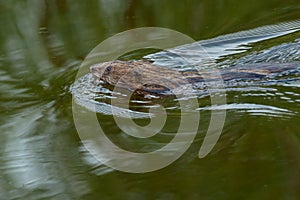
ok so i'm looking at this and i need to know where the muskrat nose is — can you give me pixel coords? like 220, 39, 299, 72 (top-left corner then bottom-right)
90, 65, 98, 73
90, 64, 105, 78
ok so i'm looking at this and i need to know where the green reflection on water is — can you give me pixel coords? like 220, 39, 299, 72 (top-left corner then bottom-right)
0, 0, 300, 199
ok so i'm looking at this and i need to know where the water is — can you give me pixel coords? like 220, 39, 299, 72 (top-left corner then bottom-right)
1, 1, 300, 199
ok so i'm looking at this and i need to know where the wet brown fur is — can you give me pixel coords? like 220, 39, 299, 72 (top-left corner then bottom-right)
91, 60, 298, 95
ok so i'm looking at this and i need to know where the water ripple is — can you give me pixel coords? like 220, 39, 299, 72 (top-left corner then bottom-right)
197, 103, 295, 118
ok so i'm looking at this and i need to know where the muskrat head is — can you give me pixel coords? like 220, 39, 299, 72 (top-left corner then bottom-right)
90, 61, 133, 85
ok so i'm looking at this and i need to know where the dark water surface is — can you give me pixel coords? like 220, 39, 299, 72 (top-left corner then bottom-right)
1, 1, 300, 199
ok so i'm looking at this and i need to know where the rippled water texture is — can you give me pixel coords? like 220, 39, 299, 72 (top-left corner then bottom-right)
72, 20, 300, 119
1, 1, 300, 199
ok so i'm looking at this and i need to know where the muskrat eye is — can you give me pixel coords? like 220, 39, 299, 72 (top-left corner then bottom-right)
106, 66, 112, 72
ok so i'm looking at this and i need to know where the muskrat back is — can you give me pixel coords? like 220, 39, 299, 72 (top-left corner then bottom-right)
90, 60, 194, 94
91, 60, 299, 95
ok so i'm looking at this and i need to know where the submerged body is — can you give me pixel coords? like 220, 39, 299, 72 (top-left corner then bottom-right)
90, 60, 299, 95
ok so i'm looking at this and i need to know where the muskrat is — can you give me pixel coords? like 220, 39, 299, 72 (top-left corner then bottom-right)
90, 60, 298, 95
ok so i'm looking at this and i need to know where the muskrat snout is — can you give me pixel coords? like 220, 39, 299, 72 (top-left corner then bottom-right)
90, 65, 100, 73
90, 63, 107, 79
